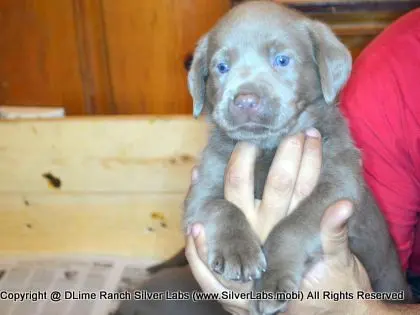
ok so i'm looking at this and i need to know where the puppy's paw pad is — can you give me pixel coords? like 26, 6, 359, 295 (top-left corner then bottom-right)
257, 299, 288, 315
254, 272, 298, 314
210, 256, 225, 275
208, 238, 266, 282
241, 250, 267, 281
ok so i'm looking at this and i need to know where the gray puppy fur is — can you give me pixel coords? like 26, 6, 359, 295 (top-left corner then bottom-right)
151, 1, 412, 314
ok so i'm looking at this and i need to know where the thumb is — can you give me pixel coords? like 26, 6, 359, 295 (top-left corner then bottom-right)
320, 200, 354, 265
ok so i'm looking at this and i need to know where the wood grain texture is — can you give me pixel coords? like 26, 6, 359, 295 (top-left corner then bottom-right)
0, 116, 207, 193
0, 0, 416, 116
0, 116, 209, 257
0, 193, 185, 259
102, 0, 231, 114
0, 0, 86, 114
72, 0, 116, 114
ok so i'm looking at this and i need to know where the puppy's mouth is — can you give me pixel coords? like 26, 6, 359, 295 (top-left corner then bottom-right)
220, 121, 286, 141
232, 123, 270, 135
213, 111, 298, 144
213, 107, 285, 140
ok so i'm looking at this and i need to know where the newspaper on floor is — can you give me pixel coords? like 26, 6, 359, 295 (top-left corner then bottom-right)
0, 254, 160, 315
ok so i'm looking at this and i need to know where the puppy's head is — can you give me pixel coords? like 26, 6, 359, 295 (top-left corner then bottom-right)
188, 1, 352, 148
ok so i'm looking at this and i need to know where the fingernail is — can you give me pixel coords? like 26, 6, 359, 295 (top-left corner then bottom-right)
191, 167, 199, 184
191, 225, 201, 238
336, 201, 354, 229
305, 128, 321, 138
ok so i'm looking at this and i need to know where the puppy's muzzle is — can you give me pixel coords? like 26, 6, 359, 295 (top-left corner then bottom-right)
229, 92, 263, 125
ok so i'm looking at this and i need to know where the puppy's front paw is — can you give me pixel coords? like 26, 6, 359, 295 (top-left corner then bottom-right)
252, 270, 298, 314
208, 233, 266, 282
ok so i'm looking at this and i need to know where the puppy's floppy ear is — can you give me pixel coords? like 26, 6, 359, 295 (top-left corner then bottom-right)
188, 34, 209, 118
306, 20, 352, 105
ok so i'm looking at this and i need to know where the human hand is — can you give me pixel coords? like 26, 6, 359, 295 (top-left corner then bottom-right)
284, 200, 373, 315
185, 128, 323, 314
186, 200, 374, 315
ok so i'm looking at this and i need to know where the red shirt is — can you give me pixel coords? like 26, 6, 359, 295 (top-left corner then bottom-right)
340, 9, 420, 273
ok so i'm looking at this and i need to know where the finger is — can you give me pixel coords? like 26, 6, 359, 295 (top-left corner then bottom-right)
189, 224, 208, 260
320, 200, 354, 266
289, 128, 322, 212
260, 133, 305, 218
225, 142, 259, 214
185, 225, 226, 295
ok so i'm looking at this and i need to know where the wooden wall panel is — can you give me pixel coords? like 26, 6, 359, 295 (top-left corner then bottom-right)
0, 117, 206, 194
102, 0, 231, 115
0, 1, 418, 115
72, 0, 116, 114
0, 0, 87, 114
0, 117, 205, 258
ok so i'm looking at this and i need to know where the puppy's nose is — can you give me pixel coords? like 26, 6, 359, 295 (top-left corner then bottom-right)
233, 93, 261, 110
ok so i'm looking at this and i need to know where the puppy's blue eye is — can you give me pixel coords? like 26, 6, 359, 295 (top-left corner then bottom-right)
274, 55, 290, 67
217, 63, 230, 74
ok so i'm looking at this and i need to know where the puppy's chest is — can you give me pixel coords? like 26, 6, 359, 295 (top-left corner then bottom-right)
254, 151, 276, 200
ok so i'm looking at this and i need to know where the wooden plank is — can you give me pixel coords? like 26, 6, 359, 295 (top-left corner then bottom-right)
0, 116, 208, 193
0, 117, 204, 257
72, 0, 116, 114
0, 192, 185, 258
102, 0, 231, 114
0, 0, 87, 114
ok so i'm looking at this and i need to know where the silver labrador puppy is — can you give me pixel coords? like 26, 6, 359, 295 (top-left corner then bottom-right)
153, 1, 412, 314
